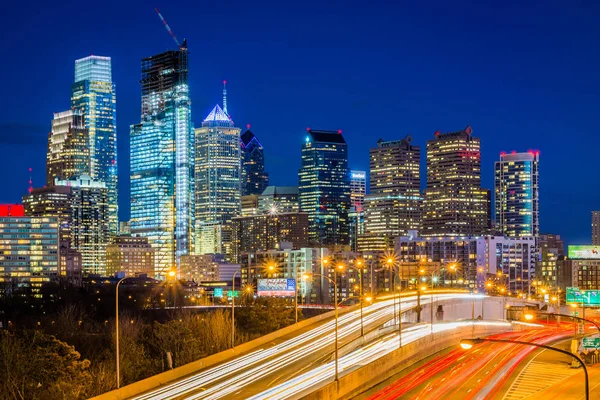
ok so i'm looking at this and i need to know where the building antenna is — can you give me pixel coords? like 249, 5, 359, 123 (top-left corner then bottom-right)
155, 8, 182, 49
223, 80, 228, 116
28, 168, 33, 194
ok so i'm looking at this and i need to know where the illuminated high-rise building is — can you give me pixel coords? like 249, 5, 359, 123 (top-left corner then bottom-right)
349, 170, 366, 209
55, 175, 109, 275
494, 151, 539, 238
299, 129, 350, 246
23, 185, 73, 244
71, 55, 118, 235
46, 110, 89, 186
593, 212, 600, 245
360, 136, 421, 251
130, 45, 194, 276
241, 127, 269, 196
258, 186, 299, 214
195, 104, 241, 256
422, 126, 490, 236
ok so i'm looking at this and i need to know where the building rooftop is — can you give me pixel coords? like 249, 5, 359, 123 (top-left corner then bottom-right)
307, 129, 346, 144
203, 104, 231, 123
261, 186, 299, 196
241, 129, 263, 148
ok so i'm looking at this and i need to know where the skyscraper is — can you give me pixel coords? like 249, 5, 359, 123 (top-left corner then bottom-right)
241, 127, 269, 196
130, 46, 194, 276
361, 136, 422, 250
592, 212, 600, 245
494, 151, 540, 237
55, 175, 109, 275
46, 110, 89, 186
71, 55, 118, 235
422, 126, 490, 236
299, 129, 350, 246
194, 104, 241, 255
258, 186, 299, 214
349, 170, 366, 209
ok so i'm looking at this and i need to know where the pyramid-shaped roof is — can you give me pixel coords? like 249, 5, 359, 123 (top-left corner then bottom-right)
203, 104, 230, 123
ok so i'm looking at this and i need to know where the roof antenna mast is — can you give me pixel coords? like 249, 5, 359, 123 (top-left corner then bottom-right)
155, 8, 182, 49
223, 80, 228, 116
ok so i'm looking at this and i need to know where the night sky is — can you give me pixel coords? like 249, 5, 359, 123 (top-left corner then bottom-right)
1, 0, 598, 245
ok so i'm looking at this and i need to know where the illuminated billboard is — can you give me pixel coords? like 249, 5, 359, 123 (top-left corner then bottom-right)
257, 278, 296, 297
568, 245, 600, 260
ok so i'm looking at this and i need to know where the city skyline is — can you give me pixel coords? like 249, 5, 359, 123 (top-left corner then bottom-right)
1, 1, 599, 246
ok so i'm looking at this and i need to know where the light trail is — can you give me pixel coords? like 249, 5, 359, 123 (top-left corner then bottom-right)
131, 293, 482, 400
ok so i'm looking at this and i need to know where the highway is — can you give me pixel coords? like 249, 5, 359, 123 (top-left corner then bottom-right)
131, 292, 478, 400
362, 325, 574, 400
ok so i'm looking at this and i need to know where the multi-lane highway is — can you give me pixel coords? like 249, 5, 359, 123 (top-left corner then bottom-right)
362, 326, 574, 400
131, 293, 480, 400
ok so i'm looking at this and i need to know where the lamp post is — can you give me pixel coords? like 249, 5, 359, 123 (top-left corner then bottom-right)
231, 270, 240, 349
460, 338, 589, 400
346, 262, 364, 336
115, 275, 128, 389
303, 272, 340, 382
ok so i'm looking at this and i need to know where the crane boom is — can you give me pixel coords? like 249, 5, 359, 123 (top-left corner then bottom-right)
155, 8, 181, 49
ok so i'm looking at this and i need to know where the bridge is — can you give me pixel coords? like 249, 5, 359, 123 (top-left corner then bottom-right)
92, 292, 541, 400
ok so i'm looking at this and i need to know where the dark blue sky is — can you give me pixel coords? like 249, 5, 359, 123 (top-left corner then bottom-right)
1, 0, 598, 245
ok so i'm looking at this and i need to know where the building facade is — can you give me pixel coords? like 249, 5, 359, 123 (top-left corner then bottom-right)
106, 236, 155, 277
241, 128, 269, 196
593, 212, 600, 245
195, 104, 241, 256
258, 186, 299, 214
538, 234, 564, 287
361, 136, 421, 251
23, 186, 73, 244
422, 126, 490, 236
350, 170, 366, 210
130, 46, 194, 276
231, 212, 310, 262
0, 217, 60, 292
494, 151, 540, 238
71, 55, 118, 235
55, 175, 109, 275
299, 129, 350, 246
46, 110, 89, 186
395, 232, 536, 295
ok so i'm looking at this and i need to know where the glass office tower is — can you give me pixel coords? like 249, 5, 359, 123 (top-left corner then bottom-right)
130, 45, 194, 276
494, 151, 540, 237
71, 56, 118, 235
195, 104, 241, 255
298, 129, 350, 246
240, 128, 269, 196
46, 110, 89, 186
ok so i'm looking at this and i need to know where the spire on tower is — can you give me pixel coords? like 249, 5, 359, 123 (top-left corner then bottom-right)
222, 80, 228, 116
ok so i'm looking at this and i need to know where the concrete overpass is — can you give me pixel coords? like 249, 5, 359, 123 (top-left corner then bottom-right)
92, 293, 540, 400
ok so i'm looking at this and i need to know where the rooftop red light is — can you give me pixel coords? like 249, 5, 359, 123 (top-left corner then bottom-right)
0, 204, 25, 217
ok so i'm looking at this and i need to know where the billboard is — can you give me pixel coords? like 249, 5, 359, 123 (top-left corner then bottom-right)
568, 245, 600, 260
257, 278, 296, 297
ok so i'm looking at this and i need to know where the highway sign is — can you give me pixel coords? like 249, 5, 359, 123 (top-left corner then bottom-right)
583, 337, 600, 349
214, 288, 223, 298
566, 287, 600, 305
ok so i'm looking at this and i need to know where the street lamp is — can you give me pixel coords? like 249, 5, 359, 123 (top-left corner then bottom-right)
303, 272, 340, 382
345, 262, 365, 336
115, 275, 129, 389
460, 338, 589, 400
231, 270, 241, 349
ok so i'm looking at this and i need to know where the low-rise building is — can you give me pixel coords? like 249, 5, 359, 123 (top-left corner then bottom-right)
106, 236, 155, 277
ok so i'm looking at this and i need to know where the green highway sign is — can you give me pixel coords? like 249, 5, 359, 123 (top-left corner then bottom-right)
566, 287, 600, 305
213, 288, 223, 298
583, 337, 600, 349
226, 290, 240, 298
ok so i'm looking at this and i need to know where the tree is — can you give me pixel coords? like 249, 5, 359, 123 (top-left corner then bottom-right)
234, 297, 297, 336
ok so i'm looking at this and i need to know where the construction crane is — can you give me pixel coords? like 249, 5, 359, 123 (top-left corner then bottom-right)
155, 8, 184, 49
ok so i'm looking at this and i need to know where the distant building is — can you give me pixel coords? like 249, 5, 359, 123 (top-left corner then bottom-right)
299, 129, 350, 246
55, 175, 109, 275
538, 234, 565, 287
0, 217, 61, 292
348, 206, 364, 252
241, 128, 269, 196
258, 186, 299, 214
59, 243, 83, 285
565, 245, 600, 290
395, 231, 536, 295
106, 236, 155, 277
241, 195, 259, 216
593, 212, 600, 245
130, 45, 194, 276
232, 212, 310, 262
349, 171, 366, 210
361, 136, 421, 251
23, 186, 73, 244
195, 103, 241, 256
495, 151, 540, 238
422, 127, 490, 236
46, 109, 90, 186
119, 221, 131, 235
71, 55, 119, 235
180, 254, 220, 282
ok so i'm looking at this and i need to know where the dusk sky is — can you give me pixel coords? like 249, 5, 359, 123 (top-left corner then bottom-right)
1, 0, 599, 245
